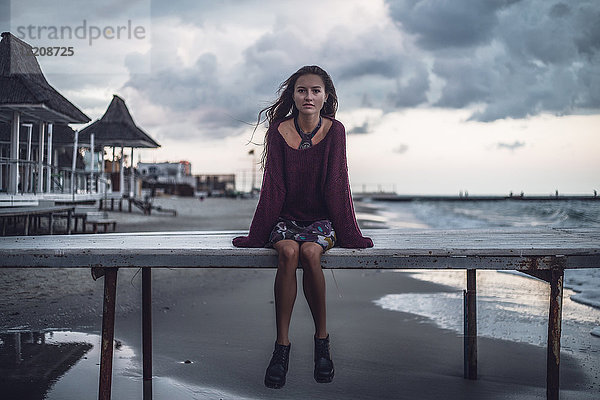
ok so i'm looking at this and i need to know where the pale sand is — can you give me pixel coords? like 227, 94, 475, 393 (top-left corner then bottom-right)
1, 196, 597, 399
109, 196, 261, 232
106, 195, 388, 232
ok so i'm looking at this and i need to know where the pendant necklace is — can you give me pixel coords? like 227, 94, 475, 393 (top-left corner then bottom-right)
294, 116, 322, 150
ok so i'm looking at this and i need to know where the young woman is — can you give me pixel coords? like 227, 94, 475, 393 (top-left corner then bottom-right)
233, 65, 373, 389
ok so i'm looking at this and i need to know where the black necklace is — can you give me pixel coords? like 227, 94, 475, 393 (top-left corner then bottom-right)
294, 116, 322, 150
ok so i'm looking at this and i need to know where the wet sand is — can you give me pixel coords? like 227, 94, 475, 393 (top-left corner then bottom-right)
0, 196, 598, 399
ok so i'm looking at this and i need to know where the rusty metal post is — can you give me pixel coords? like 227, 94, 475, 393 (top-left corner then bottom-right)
465, 269, 477, 380
67, 209, 72, 235
463, 289, 467, 378
99, 268, 118, 400
13, 332, 22, 365
547, 268, 564, 400
142, 268, 153, 399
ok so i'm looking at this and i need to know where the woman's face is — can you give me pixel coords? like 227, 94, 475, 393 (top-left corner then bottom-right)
293, 74, 328, 117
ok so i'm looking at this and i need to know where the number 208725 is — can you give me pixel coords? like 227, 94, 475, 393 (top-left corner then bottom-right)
32, 47, 75, 56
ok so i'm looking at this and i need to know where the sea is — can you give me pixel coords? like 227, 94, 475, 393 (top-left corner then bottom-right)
364, 198, 600, 385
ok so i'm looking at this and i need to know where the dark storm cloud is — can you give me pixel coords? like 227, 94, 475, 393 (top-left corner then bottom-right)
348, 122, 369, 134
321, 25, 430, 109
149, 0, 277, 27
497, 141, 525, 151
121, 23, 431, 138
121, 27, 315, 138
338, 59, 401, 80
73, 0, 600, 140
241, 28, 316, 92
386, 65, 429, 108
387, 0, 520, 49
394, 144, 409, 154
323, 26, 405, 76
0, 1, 9, 29
385, 0, 600, 121
432, 58, 490, 108
127, 53, 219, 112
123, 52, 260, 137
549, 3, 570, 18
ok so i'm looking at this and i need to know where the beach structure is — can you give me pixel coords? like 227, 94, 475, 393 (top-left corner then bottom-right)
1, 227, 598, 399
195, 173, 236, 197
78, 95, 160, 209
0, 32, 92, 206
138, 161, 195, 196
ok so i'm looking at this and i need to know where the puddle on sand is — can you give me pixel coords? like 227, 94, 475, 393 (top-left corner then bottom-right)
0, 329, 260, 400
0, 330, 134, 400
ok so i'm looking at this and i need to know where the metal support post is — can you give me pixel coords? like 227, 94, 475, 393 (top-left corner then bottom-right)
547, 268, 564, 400
142, 268, 153, 399
98, 268, 118, 400
464, 269, 477, 380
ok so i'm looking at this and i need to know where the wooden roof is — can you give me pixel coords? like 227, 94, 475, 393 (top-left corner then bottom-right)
78, 95, 160, 148
0, 32, 90, 124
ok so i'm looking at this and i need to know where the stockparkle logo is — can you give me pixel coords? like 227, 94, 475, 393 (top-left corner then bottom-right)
15, 19, 147, 46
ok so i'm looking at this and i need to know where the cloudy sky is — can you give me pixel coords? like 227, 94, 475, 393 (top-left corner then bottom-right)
3, 0, 599, 194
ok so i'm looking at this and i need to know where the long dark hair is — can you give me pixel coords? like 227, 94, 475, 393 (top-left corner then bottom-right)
255, 65, 338, 169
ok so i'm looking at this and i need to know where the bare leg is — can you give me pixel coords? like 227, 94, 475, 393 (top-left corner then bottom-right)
273, 240, 300, 346
299, 242, 327, 339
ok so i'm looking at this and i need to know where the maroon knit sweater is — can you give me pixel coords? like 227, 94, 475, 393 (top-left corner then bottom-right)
232, 117, 373, 249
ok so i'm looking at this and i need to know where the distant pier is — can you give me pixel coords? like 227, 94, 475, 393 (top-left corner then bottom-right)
354, 193, 600, 202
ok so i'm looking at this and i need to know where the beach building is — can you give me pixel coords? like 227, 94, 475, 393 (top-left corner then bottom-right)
137, 162, 236, 197
195, 174, 236, 197
138, 161, 195, 196
0, 32, 92, 206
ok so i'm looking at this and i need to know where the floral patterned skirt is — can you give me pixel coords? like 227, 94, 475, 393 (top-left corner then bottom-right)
267, 218, 336, 252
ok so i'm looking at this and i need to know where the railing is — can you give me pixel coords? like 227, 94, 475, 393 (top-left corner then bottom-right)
0, 157, 111, 195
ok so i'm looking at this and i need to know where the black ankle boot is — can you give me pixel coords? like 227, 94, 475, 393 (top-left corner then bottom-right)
314, 335, 334, 383
264, 342, 291, 389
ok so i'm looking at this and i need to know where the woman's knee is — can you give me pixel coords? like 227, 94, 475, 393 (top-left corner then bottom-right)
275, 241, 299, 270
299, 243, 323, 266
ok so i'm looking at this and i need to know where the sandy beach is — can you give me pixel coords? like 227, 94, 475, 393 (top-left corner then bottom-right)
1, 196, 598, 399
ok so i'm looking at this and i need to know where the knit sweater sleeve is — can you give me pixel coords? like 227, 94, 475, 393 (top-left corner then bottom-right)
233, 125, 286, 248
324, 122, 374, 248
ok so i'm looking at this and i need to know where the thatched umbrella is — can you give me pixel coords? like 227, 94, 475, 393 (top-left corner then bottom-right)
78, 95, 159, 148
0, 32, 90, 195
78, 94, 160, 197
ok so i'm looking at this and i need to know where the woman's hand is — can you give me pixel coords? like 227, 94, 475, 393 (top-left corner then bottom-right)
338, 236, 373, 249
232, 236, 263, 248
356, 236, 374, 248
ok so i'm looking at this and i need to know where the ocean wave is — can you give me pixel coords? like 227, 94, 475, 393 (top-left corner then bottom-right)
377, 199, 600, 229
